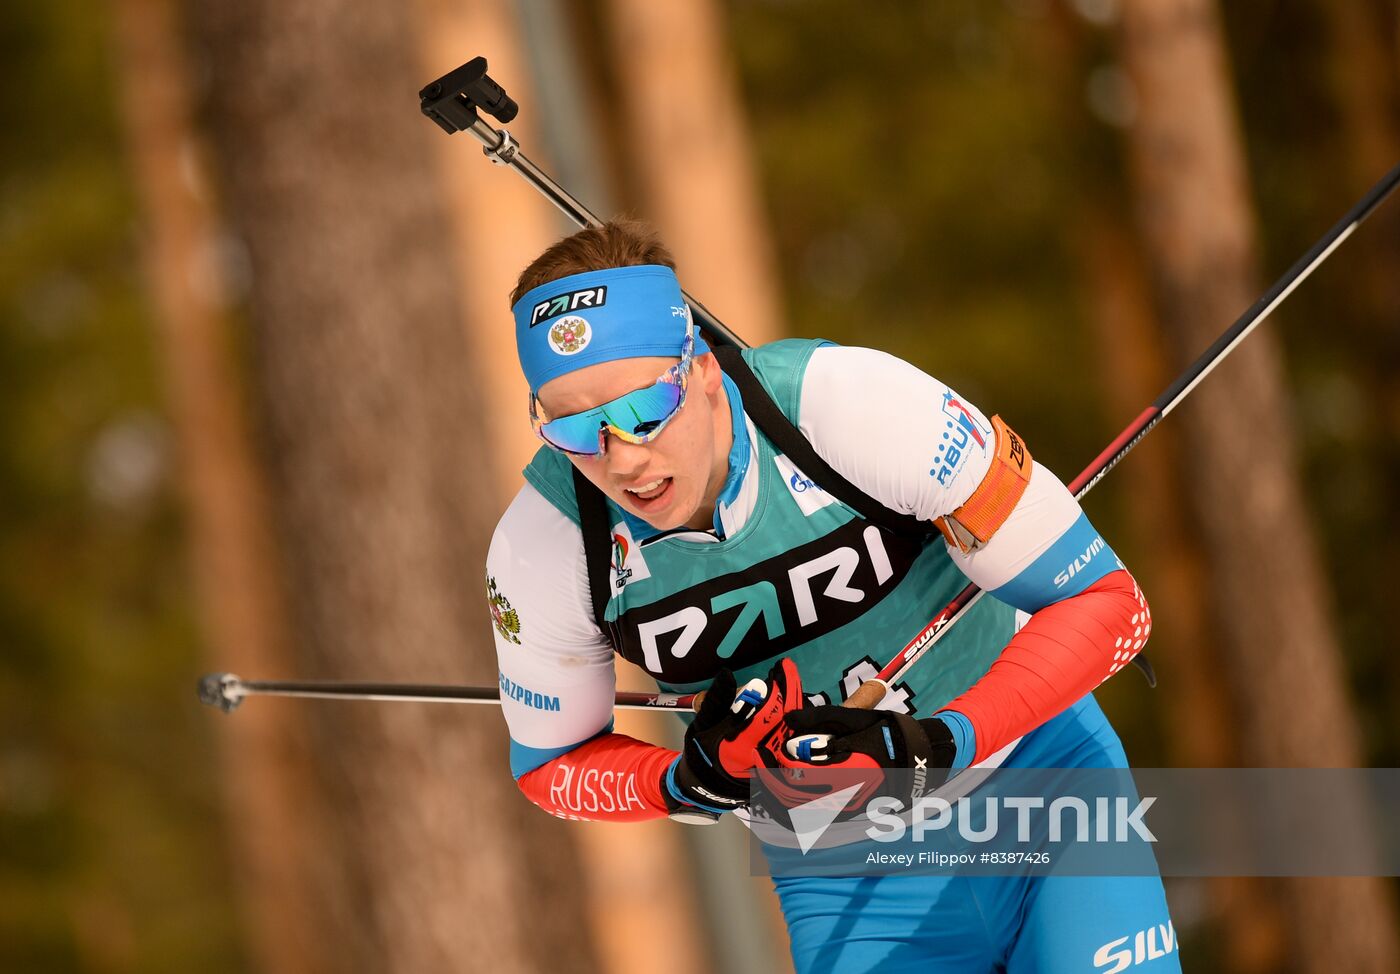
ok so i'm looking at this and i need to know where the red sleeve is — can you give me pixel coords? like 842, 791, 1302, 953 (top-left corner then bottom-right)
940, 568, 1150, 765
517, 732, 679, 822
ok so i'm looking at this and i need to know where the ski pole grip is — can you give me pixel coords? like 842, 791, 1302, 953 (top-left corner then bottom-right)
843, 679, 889, 711
419, 57, 518, 133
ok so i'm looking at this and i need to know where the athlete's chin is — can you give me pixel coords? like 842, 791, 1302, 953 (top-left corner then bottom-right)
641, 511, 688, 532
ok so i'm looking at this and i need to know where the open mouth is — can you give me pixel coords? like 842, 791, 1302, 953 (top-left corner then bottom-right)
623, 477, 673, 507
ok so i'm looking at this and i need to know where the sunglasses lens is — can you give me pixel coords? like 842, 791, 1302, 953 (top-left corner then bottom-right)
538, 412, 605, 456
601, 380, 684, 439
534, 370, 686, 456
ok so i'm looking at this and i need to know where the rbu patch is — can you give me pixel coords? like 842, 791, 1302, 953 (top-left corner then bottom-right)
931, 390, 991, 487
531, 286, 608, 327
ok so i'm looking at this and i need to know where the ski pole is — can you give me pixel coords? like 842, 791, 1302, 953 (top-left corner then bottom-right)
198, 59, 1399, 716
198, 158, 1400, 715
839, 156, 1400, 710
415, 55, 1393, 704
198, 672, 693, 714
418, 57, 745, 350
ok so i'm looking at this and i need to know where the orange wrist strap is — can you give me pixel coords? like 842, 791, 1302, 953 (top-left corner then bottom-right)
933, 415, 1032, 553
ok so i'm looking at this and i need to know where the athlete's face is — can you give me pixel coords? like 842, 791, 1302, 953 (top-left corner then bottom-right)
536, 351, 732, 532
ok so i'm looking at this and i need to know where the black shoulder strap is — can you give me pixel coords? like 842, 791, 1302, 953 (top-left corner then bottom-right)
712, 345, 935, 538
572, 466, 614, 637
570, 346, 930, 642
573, 347, 1156, 686
716, 346, 1156, 687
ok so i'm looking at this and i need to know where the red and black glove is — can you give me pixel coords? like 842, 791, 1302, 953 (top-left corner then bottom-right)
783, 706, 955, 773
664, 657, 804, 819
758, 706, 957, 814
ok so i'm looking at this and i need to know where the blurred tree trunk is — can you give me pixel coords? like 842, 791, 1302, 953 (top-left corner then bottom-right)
411, 2, 714, 972
1116, 1, 1400, 970
1322, 1, 1400, 210
1078, 209, 1287, 973
1038, 6, 1289, 965
600, 3, 794, 971
411, 0, 560, 500
1318, 0, 1400, 476
603, 0, 786, 343
109, 2, 329, 971
1319, 0, 1400, 349
185, 2, 598, 972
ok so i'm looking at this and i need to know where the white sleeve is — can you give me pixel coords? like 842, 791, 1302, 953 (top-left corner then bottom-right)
798, 345, 1083, 597
486, 484, 617, 771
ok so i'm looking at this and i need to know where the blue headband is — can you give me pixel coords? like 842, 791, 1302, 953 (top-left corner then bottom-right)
512, 264, 708, 392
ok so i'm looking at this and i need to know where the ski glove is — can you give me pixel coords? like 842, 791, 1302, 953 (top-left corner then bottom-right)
664, 657, 804, 818
767, 706, 958, 810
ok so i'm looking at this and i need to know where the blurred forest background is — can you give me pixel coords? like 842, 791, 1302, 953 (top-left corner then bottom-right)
2, 0, 1398, 972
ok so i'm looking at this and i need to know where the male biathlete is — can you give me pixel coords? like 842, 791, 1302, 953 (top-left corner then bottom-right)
486, 220, 1179, 973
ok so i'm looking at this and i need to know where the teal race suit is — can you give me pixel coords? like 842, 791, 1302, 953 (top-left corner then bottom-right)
486, 340, 1179, 973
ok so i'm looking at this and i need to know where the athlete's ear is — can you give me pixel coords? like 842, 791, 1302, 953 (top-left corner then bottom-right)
695, 351, 724, 397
